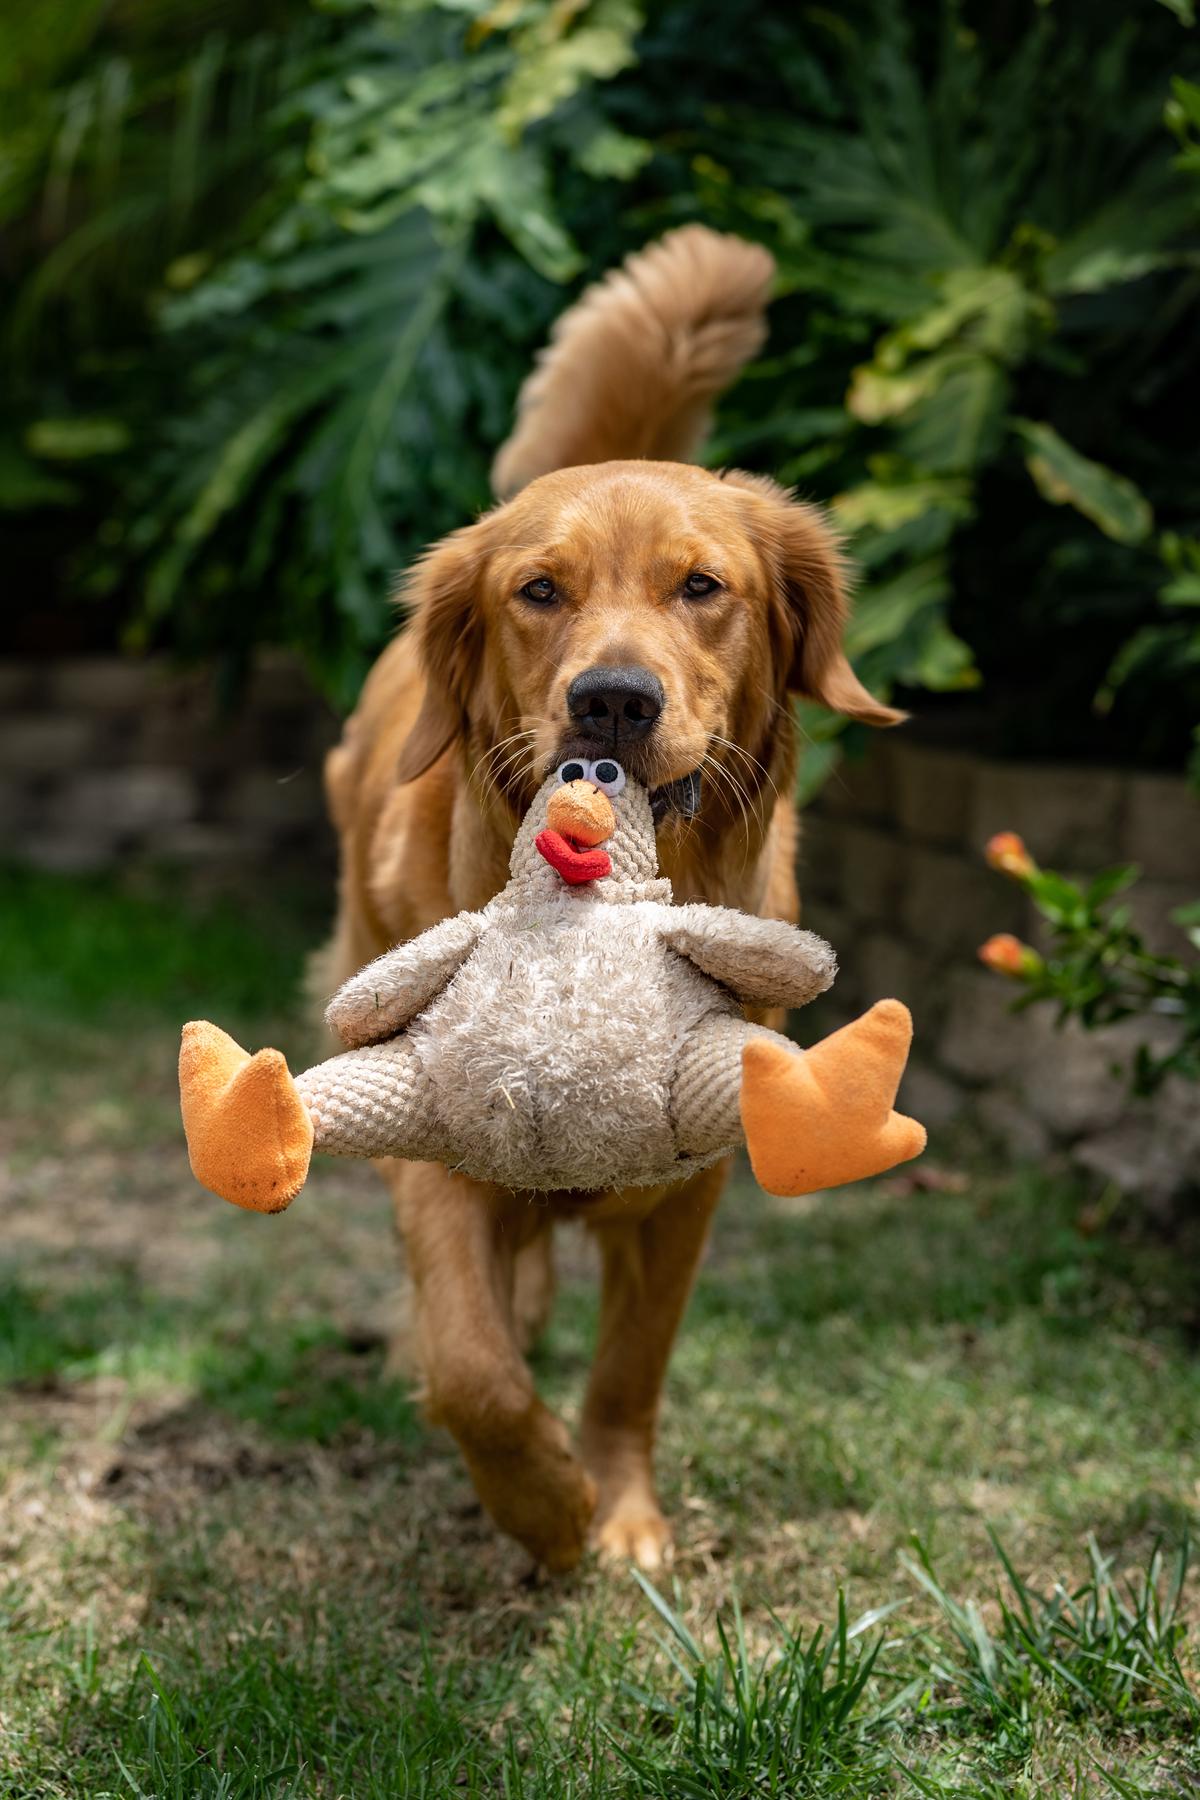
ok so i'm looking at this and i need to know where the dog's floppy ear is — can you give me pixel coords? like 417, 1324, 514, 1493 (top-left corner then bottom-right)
395, 522, 487, 784
727, 470, 904, 726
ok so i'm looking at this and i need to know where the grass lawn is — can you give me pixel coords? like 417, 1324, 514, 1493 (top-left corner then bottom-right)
1, 864, 1198, 1799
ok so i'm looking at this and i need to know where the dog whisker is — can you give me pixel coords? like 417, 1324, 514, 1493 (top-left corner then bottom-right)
469, 730, 532, 789
699, 751, 749, 834
708, 735, 776, 847
699, 753, 755, 882
490, 741, 540, 801
470, 728, 539, 817
710, 733, 780, 804
705, 746, 757, 833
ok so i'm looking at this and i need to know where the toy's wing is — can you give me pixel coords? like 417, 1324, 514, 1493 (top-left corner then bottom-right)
324, 911, 486, 1047
658, 905, 837, 1010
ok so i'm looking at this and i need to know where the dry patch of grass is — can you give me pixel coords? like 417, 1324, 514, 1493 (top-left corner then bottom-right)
1, 865, 1198, 1797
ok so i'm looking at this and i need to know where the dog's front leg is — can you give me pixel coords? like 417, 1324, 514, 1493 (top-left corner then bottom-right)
390, 1159, 596, 1571
581, 1159, 727, 1569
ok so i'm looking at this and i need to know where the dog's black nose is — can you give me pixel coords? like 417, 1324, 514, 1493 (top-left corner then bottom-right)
566, 666, 665, 746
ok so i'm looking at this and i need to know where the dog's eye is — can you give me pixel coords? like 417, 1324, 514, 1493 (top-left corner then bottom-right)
682, 571, 720, 599
521, 577, 557, 605
590, 759, 626, 798
557, 760, 587, 785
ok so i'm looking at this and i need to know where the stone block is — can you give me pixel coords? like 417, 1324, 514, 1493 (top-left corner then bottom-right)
902, 841, 1020, 959
0, 778, 36, 832
836, 823, 906, 924
0, 662, 46, 708
892, 742, 975, 846
52, 656, 158, 712
1154, 1065, 1200, 1141
811, 740, 894, 822
938, 967, 1041, 1083
242, 651, 320, 712
50, 767, 196, 832
222, 767, 326, 830
797, 896, 856, 947
138, 704, 261, 772
254, 705, 325, 769
90, 711, 155, 768
1070, 1050, 1199, 1212
898, 1059, 965, 1130
1073, 1115, 1196, 1217
970, 762, 1124, 867
1123, 774, 1200, 884
0, 712, 95, 772
857, 929, 935, 1020
976, 1088, 1053, 1162
153, 823, 264, 864
17, 829, 121, 873
796, 900, 859, 1006
796, 815, 844, 902
1017, 1016, 1149, 1139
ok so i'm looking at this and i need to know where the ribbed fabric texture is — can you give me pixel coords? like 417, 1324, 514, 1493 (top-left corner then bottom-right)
297, 1039, 441, 1162
671, 1014, 781, 1158
291, 771, 834, 1192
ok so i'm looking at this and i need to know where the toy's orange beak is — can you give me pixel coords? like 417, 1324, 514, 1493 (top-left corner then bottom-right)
536, 781, 616, 885
545, 781, 615, 846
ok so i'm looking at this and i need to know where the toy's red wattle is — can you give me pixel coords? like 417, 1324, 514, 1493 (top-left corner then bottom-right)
535, 828, 612, 885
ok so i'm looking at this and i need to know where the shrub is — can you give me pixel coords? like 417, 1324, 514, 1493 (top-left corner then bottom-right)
979, 832, 1200, 1097
2, 1, 1198, 762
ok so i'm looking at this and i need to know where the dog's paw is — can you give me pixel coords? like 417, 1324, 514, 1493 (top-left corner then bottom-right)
591, 1505, 674, 1572
465, 1407, 597, 1574
535, 1463, 599, 1574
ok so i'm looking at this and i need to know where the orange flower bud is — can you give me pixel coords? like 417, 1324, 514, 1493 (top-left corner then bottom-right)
985, 831, 1036, 880
978, 933, 1042, 979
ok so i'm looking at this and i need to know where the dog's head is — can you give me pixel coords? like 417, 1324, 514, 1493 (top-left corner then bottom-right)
395, 461, 899, 815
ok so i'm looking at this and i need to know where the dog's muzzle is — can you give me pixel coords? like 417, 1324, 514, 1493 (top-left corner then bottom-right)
650, 769, 703, 825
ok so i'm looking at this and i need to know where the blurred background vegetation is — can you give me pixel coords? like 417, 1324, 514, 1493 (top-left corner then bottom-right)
2, 0, 1198, 780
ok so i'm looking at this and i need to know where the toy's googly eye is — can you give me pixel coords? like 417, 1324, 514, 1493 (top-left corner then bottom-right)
591, 759, 626, 797
557, 760, 587, 785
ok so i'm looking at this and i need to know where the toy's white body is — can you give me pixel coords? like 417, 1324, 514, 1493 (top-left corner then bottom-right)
296, 778, 837, 1192
399, 892, 744, 1191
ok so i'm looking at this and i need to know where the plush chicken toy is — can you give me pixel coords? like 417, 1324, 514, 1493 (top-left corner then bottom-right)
180, 760, 925, 1211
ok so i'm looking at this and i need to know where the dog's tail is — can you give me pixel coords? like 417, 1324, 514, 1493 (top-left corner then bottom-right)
491, 225, 775, 499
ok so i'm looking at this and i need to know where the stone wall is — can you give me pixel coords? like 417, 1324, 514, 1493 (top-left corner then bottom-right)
0, 655, 339, 875
801, 738, 1200, 1206
3, 654, 1197, 1201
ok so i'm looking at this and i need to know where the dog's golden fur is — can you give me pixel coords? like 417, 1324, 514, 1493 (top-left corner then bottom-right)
321, 225, 898, 1570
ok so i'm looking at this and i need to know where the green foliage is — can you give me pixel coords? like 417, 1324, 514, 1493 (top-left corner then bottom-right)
0, 863, 316, 1022
980, 840, 1200, 1096
113, 0, 651, 703
700, 5, 1200, 766
904, 1531, 1198, 1751
2, 0, 1199, 757
0, 1271, 421, 1445
10, 1534, 1192, 1795
614, 1540, 1198, 1797
616, 1575, 908, 1794
1013, 423, 1154, 548
1098, 530, 1200, 760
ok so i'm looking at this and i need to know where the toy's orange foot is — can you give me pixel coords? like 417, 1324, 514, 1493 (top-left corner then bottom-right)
740, 1000, 926, 1197
179, 1021, 313, 1213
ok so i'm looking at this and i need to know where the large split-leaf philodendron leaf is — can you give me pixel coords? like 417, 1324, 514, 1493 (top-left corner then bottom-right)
1013, 420, 1154, 545
832, 475, 973, 535
495, 0, 643, 139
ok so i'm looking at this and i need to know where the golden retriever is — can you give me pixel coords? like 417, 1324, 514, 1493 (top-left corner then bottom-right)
320, 226, 898, 1571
